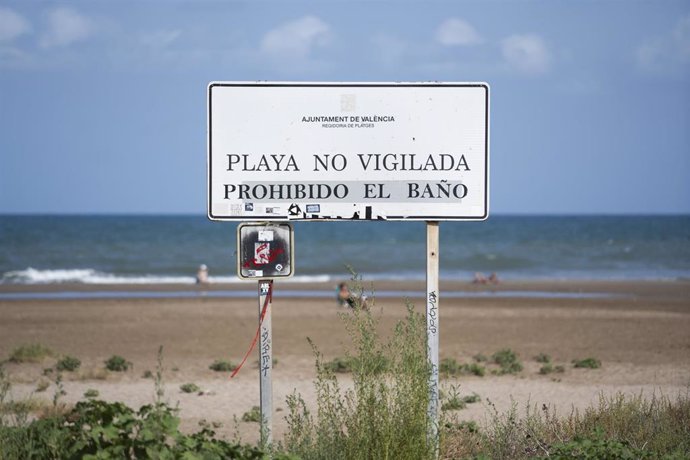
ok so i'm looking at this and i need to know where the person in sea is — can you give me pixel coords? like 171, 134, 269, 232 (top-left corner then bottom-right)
336, 282, 368, 309
196, 264, 209, 284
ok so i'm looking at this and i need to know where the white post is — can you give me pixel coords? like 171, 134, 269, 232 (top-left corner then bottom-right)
258, 279, 273, 448
426, 221, 440, 456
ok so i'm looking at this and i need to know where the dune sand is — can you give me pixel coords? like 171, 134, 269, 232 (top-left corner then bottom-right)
1, 279, 689, 444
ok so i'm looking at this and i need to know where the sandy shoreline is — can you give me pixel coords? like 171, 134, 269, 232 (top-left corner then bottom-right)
1, 279, 689, 444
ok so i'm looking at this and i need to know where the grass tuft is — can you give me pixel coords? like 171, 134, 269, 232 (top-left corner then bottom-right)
210, 360, 237, 372
573, 357, 601, 369
9, 344, 55, 364
104, 355, 131, 372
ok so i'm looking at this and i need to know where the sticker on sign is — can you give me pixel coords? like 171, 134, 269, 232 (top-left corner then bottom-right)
208, 82, 489, 221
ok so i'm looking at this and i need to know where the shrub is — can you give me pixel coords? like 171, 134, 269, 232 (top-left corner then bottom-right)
209, 360, 237, 372
56, 356, 81, 372
540, 363, 566, 375
35, 381, 50, 393
83, 389, 99, 399
323, 356, 352, 373
573, 357, 601, 369
0, 399, 272, 459
440, 358, 485, 377
491, 348, 523, 375
179, 383, 201, 394
9, 344, 55, 363
284, 301, 434, 460
242, 406, 261, 423
104, 355, 131, 372
534, 353, 551, 363
440, 392, 690, 459
142, 370, 153, 379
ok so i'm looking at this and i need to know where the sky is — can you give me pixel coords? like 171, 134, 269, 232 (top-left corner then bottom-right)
0, 0, 688, 215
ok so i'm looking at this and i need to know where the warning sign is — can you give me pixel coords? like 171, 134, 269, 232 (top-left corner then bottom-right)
237, 223, 294, 279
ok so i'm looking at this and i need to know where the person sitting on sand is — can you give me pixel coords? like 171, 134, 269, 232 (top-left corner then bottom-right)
196, 264, 209, 284
473, 272, 488, 284
336, 282, 368, 309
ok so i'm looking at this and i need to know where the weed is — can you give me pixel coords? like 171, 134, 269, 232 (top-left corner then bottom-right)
83, 389, 99, 399
104, 355, 131, 372
56, 355, 81, 372
442, 385, 466, 411
35, 380, 50, 393
179, 383, 200, 394
9, 344, 55, 363
323, 356, 352, 373
473, 353, 488, 363
534, 353, 551, 363
491, 348, 523, 375
440, 391, 690, 459
242, 406, 261, 423
573, 357, 601, 369
539, 363, 566, 375
284, 293, 433, 460
463, 393, 481, 404
210, 360, 237, 372
142, 370, 153, 379
440, 358, 485, 377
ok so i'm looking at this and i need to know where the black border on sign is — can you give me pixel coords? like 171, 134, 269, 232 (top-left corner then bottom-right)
208, 82, 489, 221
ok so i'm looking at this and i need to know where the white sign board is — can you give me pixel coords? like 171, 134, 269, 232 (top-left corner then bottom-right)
208, 82, 489, 221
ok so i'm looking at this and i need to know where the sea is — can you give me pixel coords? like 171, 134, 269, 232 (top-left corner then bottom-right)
1, 215, 689, 286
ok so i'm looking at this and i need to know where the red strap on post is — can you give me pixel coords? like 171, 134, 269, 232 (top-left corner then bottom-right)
231, 281, 272, 378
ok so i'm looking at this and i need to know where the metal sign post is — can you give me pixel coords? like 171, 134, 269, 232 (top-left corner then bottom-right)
258, 279, 273, 448
426, 221, 440, 454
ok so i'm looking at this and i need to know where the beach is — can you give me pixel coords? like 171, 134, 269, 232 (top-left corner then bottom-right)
1, 279, 689, 444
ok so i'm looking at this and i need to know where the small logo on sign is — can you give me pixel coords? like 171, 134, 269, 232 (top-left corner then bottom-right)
306, 204, 320, 213
245, 203, 254, 212
275, 264, 283, 271
288, 203, 301, 216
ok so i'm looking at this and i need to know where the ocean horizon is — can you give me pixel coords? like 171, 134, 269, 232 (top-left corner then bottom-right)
1, 214, 689, 285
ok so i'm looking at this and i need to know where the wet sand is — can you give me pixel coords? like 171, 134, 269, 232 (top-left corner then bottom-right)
1, 279, 689, 444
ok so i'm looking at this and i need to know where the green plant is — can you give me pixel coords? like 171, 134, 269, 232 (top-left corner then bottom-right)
56, 355, 81, 372
463, 393, 481, 404
83, 389, 99, 399
442, 385, 466, 411
491, 348, 523, 375
573, 357, 601, 369
35, 380, 50, 393
242, 406, 261, 423
439, 391, 690, 459
473, 353, 488, 363
540, 363, 566, 375
439, 358, 485, 377
323, 356, 353, 373
179, 383, 201, 394
209, 360, 237, 372
534, 353, 551, 363
9, 344, 55, 363
284, 294, 434, 460
104, 355, 132, 372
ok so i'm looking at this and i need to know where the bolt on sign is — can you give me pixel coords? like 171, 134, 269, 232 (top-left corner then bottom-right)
208, 82, 489, 221
237, 223, 294, 279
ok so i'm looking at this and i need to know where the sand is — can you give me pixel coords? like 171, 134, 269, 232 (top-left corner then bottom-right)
1, 279, 689, 444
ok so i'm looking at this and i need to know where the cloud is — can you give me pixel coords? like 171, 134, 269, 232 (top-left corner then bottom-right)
260, 15, 331, 59
636, 14, 690, 74
40, 7, 92, 48
436, 18, 482, 46
0, 7, 30, 42
501, 34, 550, 75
